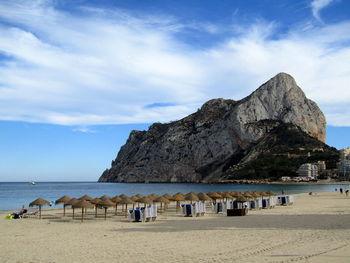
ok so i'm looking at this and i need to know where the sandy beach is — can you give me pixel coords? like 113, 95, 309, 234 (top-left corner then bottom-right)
1, 192, 350, 263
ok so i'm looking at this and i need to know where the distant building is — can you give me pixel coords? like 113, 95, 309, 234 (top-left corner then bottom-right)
317, 161, 326, 171
297, 163, 318, 180
339, 160, 350, 174
340, 148, 350, 160
281, 176, 291, 182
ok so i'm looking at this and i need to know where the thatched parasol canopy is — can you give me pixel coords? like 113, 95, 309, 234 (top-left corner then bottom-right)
100, 195, 112, 200
208, 192, 222, 200
162, 193, 172, 199
29, 198, 51, 219
197, 192, 212, 202
266, 190, 275, 196
111, 196, 122, 203
55, 195, 72, 216
118, 194, 128, 199
154, 196, 170, 203
119, 197, 135, 217
222, 192, 234, 200
98, 199, 115, 207
185, 192, 199, 202
97, 199, 115, 220
136, 197, 153, 205
147, 194, 159, 201
235, 196, 248, 202
72, 200, 94, 222
65, 198, 79, 206
171, 194, 185, 201
55, 195, 71, 204
154, 196, 169, 211
90, 198, 102, 205
78, 194, 93, 201
130, 195, 140, 202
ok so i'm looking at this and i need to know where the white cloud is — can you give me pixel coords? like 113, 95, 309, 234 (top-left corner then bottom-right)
310, 0, 335, 22
0, 0, 349, 127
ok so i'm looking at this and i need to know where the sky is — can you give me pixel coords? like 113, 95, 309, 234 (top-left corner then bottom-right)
0, 0, 349, 181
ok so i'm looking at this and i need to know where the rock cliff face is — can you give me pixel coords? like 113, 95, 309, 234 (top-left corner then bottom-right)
98, 73, 326, 183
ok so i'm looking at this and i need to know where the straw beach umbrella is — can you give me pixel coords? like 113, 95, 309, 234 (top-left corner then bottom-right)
55, 195, 71, 216
197, 192, 212, 202
97, 199, 115, 220
208, 192, 222, 202
65, 198, 79, 218
119, 197, 135, 217
162, 193, 172, 199
111, 196, 122, 215
222, 192, 233, 201
90, 198, 101, 217
29, 198, 51, 219
79, 195, 93, 201
147, 194, 159, 201
100, 195, 112, 201
154, 196, 170, 212
136, 197, 152, 207
72, 200, 94, 222
171, 193, 185, 213
185, 192, 199, 203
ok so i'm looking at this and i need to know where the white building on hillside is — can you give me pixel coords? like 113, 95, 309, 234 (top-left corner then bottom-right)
297, 163, 318, 180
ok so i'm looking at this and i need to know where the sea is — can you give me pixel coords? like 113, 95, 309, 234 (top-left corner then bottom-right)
0, 182, 348, 211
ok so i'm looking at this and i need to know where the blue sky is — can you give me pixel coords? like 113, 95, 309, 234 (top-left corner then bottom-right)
0, 0, 349, 181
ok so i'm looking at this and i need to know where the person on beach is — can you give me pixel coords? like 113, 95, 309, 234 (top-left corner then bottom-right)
10, 205, 28, 219
340, 188, 343, 194
346, 190, 349, 196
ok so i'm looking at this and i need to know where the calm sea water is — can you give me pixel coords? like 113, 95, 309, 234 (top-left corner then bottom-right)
0, 182, 348, 211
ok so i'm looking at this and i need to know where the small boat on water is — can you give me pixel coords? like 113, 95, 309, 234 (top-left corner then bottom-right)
30, 182, 36, 185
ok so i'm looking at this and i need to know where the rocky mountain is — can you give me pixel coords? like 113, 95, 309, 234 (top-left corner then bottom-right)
98, 73, 328, 183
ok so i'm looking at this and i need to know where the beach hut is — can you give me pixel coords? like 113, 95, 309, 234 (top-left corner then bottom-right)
55, 195, 71, 216
72, 200, 94, 222
228, 196, 249, 216
97, 199, 115, 220
90, 198, 101, 217
29, 198, 51, 219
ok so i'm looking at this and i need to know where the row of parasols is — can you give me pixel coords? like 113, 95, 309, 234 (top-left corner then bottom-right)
28, 190, 276, 222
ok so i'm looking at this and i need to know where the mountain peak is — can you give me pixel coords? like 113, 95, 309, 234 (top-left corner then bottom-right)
99, 73, 327, 183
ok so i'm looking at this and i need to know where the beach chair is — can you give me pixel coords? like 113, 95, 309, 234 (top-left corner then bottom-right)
181, 204, 194, 217
21, 210, 38, 218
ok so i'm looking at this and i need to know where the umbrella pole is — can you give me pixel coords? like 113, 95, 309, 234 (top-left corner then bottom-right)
176, 201, 179, 213
63, 205, 66, 216
81, 208, 84, 222
73, 208, 75, 219
95, 206, 98, 218
39, 206, 42, 219
104, 207, 107, 220
125, 204, 128, 218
